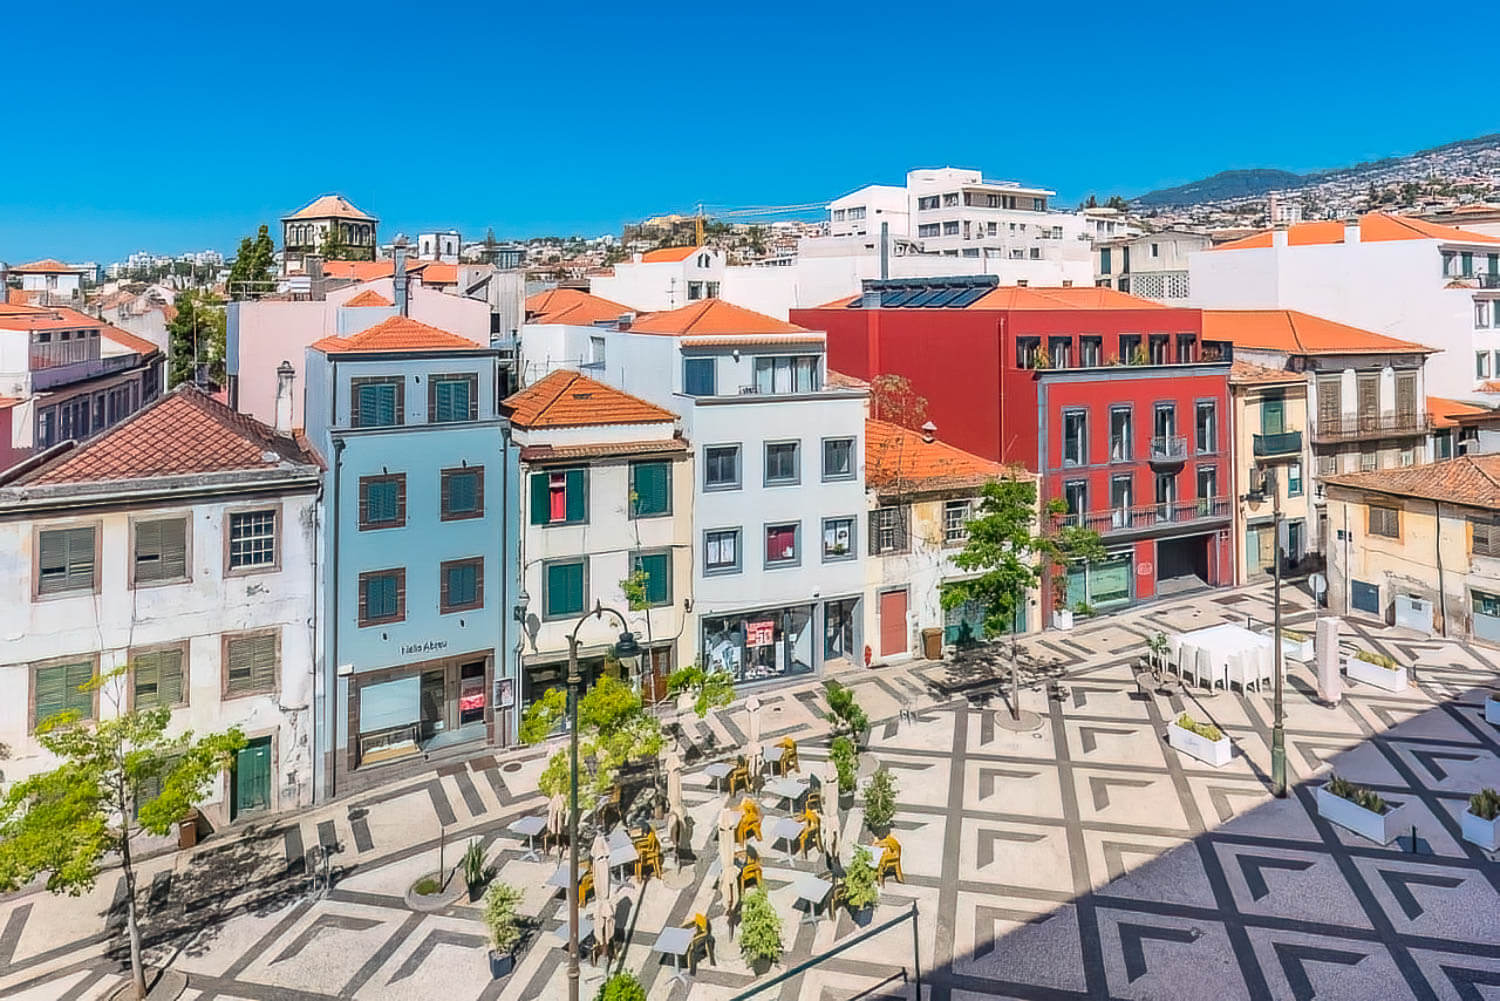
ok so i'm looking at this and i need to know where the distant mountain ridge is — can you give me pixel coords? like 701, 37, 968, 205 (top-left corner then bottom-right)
1133, 132, 1500, 207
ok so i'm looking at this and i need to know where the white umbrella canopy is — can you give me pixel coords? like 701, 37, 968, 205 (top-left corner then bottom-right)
591, 833, 614, 957
547, 792, 566, 841
716, 807, 737, 905
745, 695, 763, 776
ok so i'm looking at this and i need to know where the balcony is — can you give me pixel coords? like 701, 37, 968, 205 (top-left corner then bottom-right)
1481, 274, 1500, 290
1149, 434, 1188, 466
1253, 430, 1303, 457
1310, 412, 1430, 444
1066, 498, 1232, 538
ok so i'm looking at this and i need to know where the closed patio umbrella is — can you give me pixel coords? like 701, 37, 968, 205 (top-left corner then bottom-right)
547, 791, 566, 854
591, 833, 614, 959
745, 695, 763, 777
716, 807, 737, 905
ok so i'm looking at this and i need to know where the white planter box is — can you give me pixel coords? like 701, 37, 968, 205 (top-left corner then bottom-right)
1485, 696, 1500, 726
1167, 722, 1232, 767
1316, 785, 1409, 844
1343, 654, 1408, 692
1281, 634, 1314, 663
1053, 609, 1074, 631
1462, 809, 1500, 852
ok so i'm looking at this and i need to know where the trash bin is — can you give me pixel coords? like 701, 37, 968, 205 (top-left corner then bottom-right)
920, 627, 943, 661
177, 809, 200, 850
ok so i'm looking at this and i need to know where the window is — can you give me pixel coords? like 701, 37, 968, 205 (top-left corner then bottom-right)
359, 474, 406, 530
1033, 198, 1045, 211
1063, 481, 1087, 525
529, 468, 586, 525
1016, 337, 1041, 369
1399, 444, 1415, 467
1360, 446, 1377, 472
1196, 466, 1217, 505
1030, 247, 1041, 260
133, 518, 187, 585
1109, 407, 1132, 461
764, 441, 800, 485
359, 569, 406, 626
1195, 401, 1217, 453
1443, 250, 1457, 277
1079, 336, 1102, 367
942, 221, 960, 236
765, 523, 800, 567
687, 281, 704, 301
440, 466, 484, 520
943, 192, 959, 207
132, 647, 185, 709
629, 551, 671, 606
1474, 519, 1500, 557
1110, 475, 1133, 523
683, 357, 716, 396
1262, 395, 1286, 435
1287, 461, 1303, 496
351, 377, 403, 428
1062, 410, 1087, 466
917, 223, 941, 238
1317, 452, 1337, 477
1435, 430, 1454, 459
943, 501, 972, 545
227, 509, 278, 571
543, 559, 586, 618
429, 374, 477, 423
1478, 301, 1491, 330
754, 356, 820, 394
822, 437, 855, 480
1048, 337, 1071, 368
917, 195, 940, 210
440, 557, 484, 613
1462, 251, 1475, 277
1479, 352, 1492, 380
986, 221, 997, 235
224, 631, 277, 697
1119, 334, 1141, 361
33, 659, 94, 727
38, 526, 96, 595
704, 444, 741, 490
822, 517, 856, 561
629, 461, 671, 518
869, 506, 908, 555
1369, 505, 1399, 539
707, 281, 720, 298
1151, 242, 1160, 258
704, 529, 741, 574
831, 209, 846, 221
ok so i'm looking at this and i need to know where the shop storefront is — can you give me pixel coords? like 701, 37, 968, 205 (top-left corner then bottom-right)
823, 597, 860, 663
1065, 549, 1134, 611
702, 603, 817, 685
522, 642, 676, 707
350, 652, 492, 768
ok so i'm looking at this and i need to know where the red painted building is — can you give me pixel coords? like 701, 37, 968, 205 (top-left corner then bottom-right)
793, 278, 1235, 619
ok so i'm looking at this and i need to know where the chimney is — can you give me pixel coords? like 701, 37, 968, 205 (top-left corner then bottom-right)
921, 420, 937, 443
1344, 219, 1361, 245
616, 312, 635, 329
879, 221, 889, 280
1271, 228, 1289, 248
393, 234, 410, 317
274, 360, 296, 433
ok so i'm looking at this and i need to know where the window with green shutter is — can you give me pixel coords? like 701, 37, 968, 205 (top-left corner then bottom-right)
224, 632, 277, 697
441, 557, 483, 612
359, 475, 406, 529
544, 560, 586, 618
352, 378, 402, 428
429, 374, 478, 423
530, 468, 587, 525
629, 462, 671, 518
630, 552, 671, 607
133, 647, 185, 708
38, 526, 96, 595
33, 660, 94, 726
441, 467, 484, 520
359, 569, 405, 625
134, 518, 187, 585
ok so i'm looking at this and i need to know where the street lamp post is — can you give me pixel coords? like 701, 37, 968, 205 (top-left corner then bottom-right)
563, 603, 639, 1001
1270, 470, 1287, 798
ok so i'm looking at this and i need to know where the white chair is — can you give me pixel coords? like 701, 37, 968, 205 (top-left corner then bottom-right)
1256, 644, 1275, 689
1228, 651, 1258, 693
1196, 646, 1220, 691
1176, 643, 1197, 685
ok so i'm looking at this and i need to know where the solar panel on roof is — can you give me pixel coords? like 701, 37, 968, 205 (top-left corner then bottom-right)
930, 288, 968, 307
882, 289, 921, 307
908, 288, 949, 307
952, 287, 990, 307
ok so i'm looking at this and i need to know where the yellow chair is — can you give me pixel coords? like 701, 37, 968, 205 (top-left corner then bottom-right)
738, 857, 763, 894
633, 829, 663, 881
777, 737, 800, 774
686, 913, 715, 972
826, 876, 847, 917
727, 756, 751, 796
735, 798, 763, 844
796, 808, 823, 857
576, 868, 595, 906
804, 787, 823, 814
875, 835, 904, 886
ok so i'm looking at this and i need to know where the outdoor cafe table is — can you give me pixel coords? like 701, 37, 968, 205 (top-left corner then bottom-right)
763, 744, 786, 773
507, 815, 547, 862
703, 761, 733, 791
545, 864, 579, 896
790, 871, 832, 925
606, 829, 639, 878
550, 915, 595, 950
764, 776, 808, 810
653, 925, 695, 987
765, 815, 805, 863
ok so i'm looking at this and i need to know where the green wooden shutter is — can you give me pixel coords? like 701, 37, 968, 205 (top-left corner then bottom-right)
547, 562, 584, 616
530, 472, 550, 525
637, 553, 670, 605
565, 469, 586, 523
135, 655, 159, 706
632, 463, 669, 517
64, 661, 93, 717
34, 665, 67, 722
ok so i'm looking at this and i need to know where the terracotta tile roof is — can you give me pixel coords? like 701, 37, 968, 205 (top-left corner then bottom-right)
0, 397, 21, 410
525, 288, 636, 325
309, 315, 484, 354
1212, 212, 1500, 251
343, 289, 392, 307
1230, 360, 1303, 386
321, 260, 392, 281
14, 386, 318, 486
1324, 454, 1500, 509
10, 258, 87, 274
827, 370, 871, 390
640, 246, 699, 263
282, 194, 376, 222
680, 333, 825, 347
101, 328, 160, 357
1428, 396, 1492, 428
627, 299, 809, 337
865, 418, 1008, 493
0, 306, 157, 357
519, 439, 688, 462
816, 286, 1166, 310
416, 263, 458, 285
504, 370, 677, 429
1202, 310, 1431, 355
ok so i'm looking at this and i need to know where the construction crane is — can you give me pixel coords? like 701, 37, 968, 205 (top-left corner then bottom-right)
684, 200, 830, 245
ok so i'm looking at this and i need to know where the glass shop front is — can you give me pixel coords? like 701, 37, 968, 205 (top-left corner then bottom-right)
701, 604, 817, 685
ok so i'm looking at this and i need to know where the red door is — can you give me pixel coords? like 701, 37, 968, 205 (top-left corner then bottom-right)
879, 589, 908, 657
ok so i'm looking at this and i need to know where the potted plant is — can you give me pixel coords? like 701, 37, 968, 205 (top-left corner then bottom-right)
862, 766, 898, 836
843, 844, 880, 925
1167, 713, 1232, 767
831, 736, 858, 807
824, 680, 870, 747
667, 662, 735, 718
1278, 627, 1314, 663
738, 886, 784, 974
1073, 601, 1095, 620
1316, 774, 1409, 844
1485, 691, 1500, 726
1145, 631, 1170, 678
1053, 607, 1075, 630
483, 880, 524, 978
1463, 788, 1500, 852
1343, 649, 1408, 692
595, 972, 647, 1001
462, 838, 490, 902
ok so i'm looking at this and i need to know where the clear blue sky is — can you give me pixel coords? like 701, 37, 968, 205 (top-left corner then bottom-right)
1, 0, 1488, 263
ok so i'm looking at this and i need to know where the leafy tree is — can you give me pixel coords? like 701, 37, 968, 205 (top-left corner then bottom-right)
596, 972, 647, 1001
482, 880, 523, 954
868, 374, 928, 431
738, 886, 784, 965
166, 289, 226, 388
823, 680, 869, 740
843, 844, 879, 910
0, 668, 244, 1000
520, 675, 663, 799
226, 225, 275, 298
1105, 194, 1128, 210
318, 224, 349, 261
665, 663, 735, 717
862, 766, 898, 833
830, 735, 858, 793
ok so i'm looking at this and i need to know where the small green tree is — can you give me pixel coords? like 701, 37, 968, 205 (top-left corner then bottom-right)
830, 736, 858, 794
738, 886, 783, 966
823, 680, 869, 742
483, 880, 524, 954
596, 972, 647, 1001
520, 675, 663, 800
167, 288, 227, 388
226, 224, 276, 298
666, 663, 735, 717
0, 668, 244, 1000
862, 766, 898, 834
319, 224, 349, 261
843, 844, 879, 910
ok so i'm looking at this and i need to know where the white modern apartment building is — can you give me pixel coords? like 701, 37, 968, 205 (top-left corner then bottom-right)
828, 185, 909, 239
519, 297, 870, 685
1189, 213, 1500, 400
0, 387, 323, 825
1096, 230, 1214, 302
590, 247, 725, 312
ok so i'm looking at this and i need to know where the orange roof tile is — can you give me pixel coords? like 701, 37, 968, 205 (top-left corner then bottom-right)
1230, 360, 1303, 386
1202, 310, 1431, 355
310, 316, 484, 354
10, 258, 87, 274
1324, 454, 1500, 509
102, 328, 160, 357
1212, 212, 1500, 251
282, 194, 376, 222
1428, 396, 1491, 428
0, 397, 22, 410
0, 306, 157, 357
503, 370, 677, 429
627, 299, 809, 337
321, 259, 394, 281
14, 386, 318, 486
343, 289, 392, 307
640, 246, 699, 263
416, 263, 459, 285
865, 418, 1007, 493
519, 439, 689, 462
525, 288, 637, 325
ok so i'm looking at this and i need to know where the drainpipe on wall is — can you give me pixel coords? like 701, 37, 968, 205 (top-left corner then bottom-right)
329, 434, 345, 800
1342, 503, 1350, 617
1435, 499, 1447, 637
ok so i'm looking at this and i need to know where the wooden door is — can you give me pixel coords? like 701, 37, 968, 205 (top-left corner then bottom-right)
1357, 375, 1378, 429
233, 737, 271, 819
879, 589, 908, 657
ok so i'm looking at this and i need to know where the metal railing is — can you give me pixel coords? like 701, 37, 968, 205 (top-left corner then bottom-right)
1253, 430, 1303, 457
1150, 434, 1188, 460
1311, 411, 1430, 443
1480, 274, 1500, 290
1066, 497, 1231, 535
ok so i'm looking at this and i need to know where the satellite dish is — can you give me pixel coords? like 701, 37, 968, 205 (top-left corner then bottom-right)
1310, 572, 1327, 601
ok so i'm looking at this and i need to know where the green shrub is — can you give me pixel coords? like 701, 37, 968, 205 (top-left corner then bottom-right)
1282, 628, 1310, 642
843, 844, 879, 911
862, 766, 898, 833
595, 972, 647, 1001
1174, 713, 1224, 742
462, 838, 488, 889
831, 736, 858, 794
666, 663, 736, 717
1326, 774, 1387, 814
414, 876, 442, 896
824, 680, 869, 741
1470, 788, 1500, 821
738, 887, 783, 966
1354, 650, 1399, 670
483, 881, 524, 954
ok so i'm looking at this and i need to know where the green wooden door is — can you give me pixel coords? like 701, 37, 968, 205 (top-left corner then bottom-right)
233, 737, 271, 819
